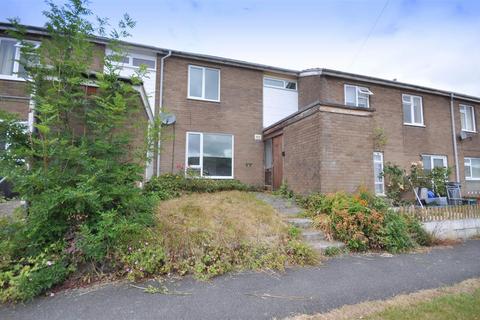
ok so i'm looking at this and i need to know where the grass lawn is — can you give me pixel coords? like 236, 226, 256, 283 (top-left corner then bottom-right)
288, 278, 480, 320
366, 288, 480, 320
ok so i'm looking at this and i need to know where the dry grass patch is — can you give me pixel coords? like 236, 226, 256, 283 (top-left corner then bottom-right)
287, 278, 480, 320
154, 191, 317, 279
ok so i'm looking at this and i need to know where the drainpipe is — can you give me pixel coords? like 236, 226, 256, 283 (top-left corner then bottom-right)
156, 50, 172, 177
450, 93, 460, 182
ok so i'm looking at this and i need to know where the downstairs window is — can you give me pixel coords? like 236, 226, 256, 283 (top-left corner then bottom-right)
186, 132, 233, 178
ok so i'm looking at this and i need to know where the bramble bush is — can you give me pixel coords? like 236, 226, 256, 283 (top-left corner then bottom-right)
300, 188, 431, 252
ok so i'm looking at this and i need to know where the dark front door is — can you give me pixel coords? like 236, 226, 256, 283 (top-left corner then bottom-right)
272, 134, 283, 190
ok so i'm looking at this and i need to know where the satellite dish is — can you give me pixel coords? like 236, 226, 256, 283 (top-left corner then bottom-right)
160, 113, 176, 125
459, 131, 468, 141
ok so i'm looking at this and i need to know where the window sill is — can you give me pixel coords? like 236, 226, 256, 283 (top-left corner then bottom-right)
0, 75, 26, 82
187, 96, 220, 103
404, 123, 425, 128
465, 178, 480, 181
461, 130, 477, 134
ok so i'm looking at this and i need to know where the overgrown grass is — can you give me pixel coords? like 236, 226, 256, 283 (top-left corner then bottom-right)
152, 191, 317, 279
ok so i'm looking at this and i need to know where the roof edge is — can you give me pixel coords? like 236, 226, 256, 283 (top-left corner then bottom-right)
299, 68, 480, 103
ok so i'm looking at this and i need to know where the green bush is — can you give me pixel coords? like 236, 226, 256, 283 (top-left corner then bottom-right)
0, 242, 72, 302
300, 188, 429, 253
144, 174, 255, 199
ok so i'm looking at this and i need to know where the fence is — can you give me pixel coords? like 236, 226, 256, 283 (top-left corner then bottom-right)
398, 204, 480, 222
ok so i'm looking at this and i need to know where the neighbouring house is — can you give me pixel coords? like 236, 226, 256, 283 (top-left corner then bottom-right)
0, 22, 479, 197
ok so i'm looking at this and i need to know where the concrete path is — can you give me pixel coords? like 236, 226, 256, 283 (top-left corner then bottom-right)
256, 193, 345, 251
0, 200, 23, 218
2, 240, 479, 320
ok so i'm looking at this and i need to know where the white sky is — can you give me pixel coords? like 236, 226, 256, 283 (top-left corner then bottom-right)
3, 0, 480, 96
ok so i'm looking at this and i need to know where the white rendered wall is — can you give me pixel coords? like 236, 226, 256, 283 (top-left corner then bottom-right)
263, 86, 298, 127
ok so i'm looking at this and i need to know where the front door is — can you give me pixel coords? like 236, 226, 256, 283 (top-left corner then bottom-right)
272, 134, 283, 190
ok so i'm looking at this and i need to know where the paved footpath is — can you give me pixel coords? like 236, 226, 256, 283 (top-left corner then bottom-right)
2, 240, 479, 320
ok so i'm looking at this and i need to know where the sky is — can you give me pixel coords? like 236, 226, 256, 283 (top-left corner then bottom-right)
2, 0, 480, 96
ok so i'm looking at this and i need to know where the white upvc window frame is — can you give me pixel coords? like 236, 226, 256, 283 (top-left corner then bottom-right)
422, 154, 448, 171
344, 84, 373, 108
402, 94, 424, 127
373, 152, 385, 196
106, 49, 156, 71
185, 131, 234, 179
0, 37, 40, 81
460, 104, 476, 133
263, 76, 297, 91
187, 65, 221, 102
464, 157, 480, 181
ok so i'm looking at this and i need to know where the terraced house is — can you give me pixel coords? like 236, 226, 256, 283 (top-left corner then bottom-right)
1, 22, 479, 197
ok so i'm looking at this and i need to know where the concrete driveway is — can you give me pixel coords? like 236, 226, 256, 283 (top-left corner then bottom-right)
1, 240, 479, 320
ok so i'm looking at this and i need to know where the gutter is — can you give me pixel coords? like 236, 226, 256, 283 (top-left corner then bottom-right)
300, 69, 480, 104
450, 93, 460, 182
156, 50, 172, 177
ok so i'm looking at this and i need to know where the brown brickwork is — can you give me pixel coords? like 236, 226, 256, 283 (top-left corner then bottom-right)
293, 74, 480, 195
158, 56, 265, 186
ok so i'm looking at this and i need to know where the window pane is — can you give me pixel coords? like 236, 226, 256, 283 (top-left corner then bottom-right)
0, 40, 16, 75
264, 139, 272, 169
413, 97, 422, 124
132, 57, 155, 69
460, 107, 467, 130
403, 102, 412, 123
465, 160, 472, 178
189, 67, 203, 98
472, 159, 480, 178
374, 163, 383, 183
466, 107, 474, 131
264, 78, 284, 88
345, 86, 356, 106
358, 94, 368, 108
433, 158, 445, 168
422, 156, 432, 171
204, 68, 219, 100
203, 134, 232, 177
375, 183, 384, 195
187, 133, 201, 166
285, 81, 297, 90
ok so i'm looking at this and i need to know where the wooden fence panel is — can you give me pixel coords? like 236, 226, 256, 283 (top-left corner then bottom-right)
397, 204, 480, 221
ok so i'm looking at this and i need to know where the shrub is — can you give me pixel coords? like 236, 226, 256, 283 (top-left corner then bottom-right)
301, 188, 429, 253
144, 174, 255, 199
0, 242, 72, 302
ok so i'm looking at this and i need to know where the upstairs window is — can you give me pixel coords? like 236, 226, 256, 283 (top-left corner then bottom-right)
0, 38, 40, 80
344, 84, 372, 108
118, 55, 156, 70
0, 39, 17, 76
403, 94, 424, 126
263, 77, 297, 91
460, 105, 476, 132
188, 65, 220, 102
464, 157, 480, 180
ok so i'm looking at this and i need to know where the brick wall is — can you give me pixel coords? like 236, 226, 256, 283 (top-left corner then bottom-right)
282, 112, 322, 194
159, 56, 265, 186
318, 109, 374, 193
297, 74, 480, 195
0, 80, 29, 120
